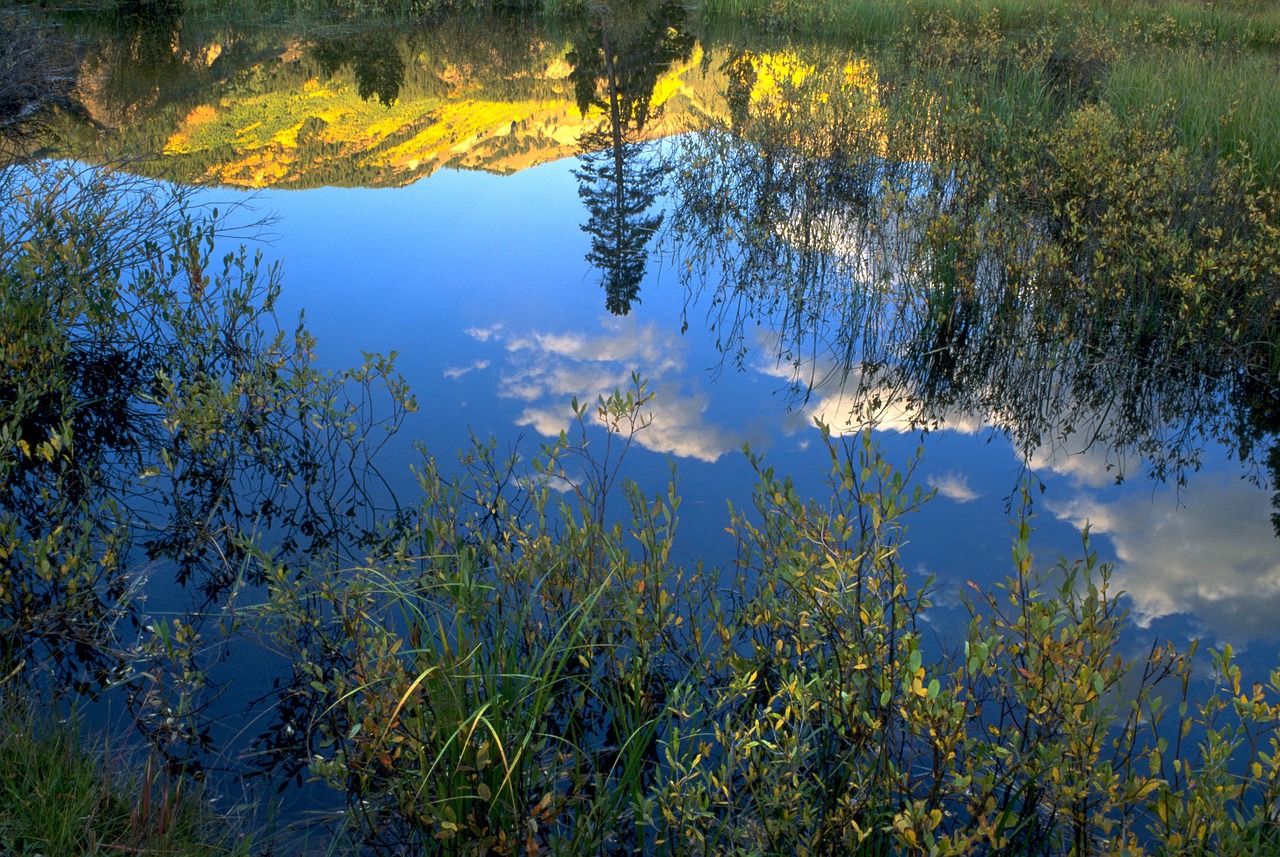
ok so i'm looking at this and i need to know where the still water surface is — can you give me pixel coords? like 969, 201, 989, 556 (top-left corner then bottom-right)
242, 154, 1278, 649
36, 7, 1280, 829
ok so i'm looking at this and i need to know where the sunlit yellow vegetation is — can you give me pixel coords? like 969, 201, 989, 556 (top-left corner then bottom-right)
143, 44, 894, 188
375, 98, 569, 169
185, 104, 218, 125
750, 51, 814, 101
742, 49, 888, 156
115, 36, 731, 187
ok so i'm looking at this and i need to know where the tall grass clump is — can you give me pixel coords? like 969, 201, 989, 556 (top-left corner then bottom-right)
1120, 0, 1280, 48
0, 698, 253, 855
696, 0, 879, 39
1106, 50, 1280, 187
260, 381, 709, 852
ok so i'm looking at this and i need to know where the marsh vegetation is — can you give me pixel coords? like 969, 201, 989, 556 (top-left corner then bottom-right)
2, 0, 1280, 853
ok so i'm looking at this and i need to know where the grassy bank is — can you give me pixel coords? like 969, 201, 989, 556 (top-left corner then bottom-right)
0, 700, 253, 856
699, 0, 1280, 46
33, 0, 1280, 46
28, 0, 1280, 190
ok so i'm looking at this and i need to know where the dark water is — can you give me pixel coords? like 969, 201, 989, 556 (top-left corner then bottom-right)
14, 3, 1280, 837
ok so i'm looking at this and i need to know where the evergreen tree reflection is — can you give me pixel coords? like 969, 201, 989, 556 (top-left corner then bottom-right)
569, 0, 693, 315
90, 0, 198, 123
312, 29, 405, 108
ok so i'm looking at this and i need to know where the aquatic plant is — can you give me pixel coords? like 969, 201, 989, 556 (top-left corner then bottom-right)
259, 385, 1280, 855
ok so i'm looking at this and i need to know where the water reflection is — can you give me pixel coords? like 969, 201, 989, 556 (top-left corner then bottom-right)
472, 319, 746, 462
416, 256, 1278, 648
0, 156, 424, 799
664, 48, 1280, 497
86, 0, 204, 125
568, 0, 694, 314
312, 28, 405, 108
1050, 472, 1280, 640
15, 13, 1280, 839
61, 11, 714, 189
0, 15, 83, 163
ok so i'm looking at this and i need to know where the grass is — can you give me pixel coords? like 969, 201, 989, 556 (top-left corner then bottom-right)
57, 0, 1280, 45
693, 0, 1280, 44
0, 699, 254, 857
1106, 49, 1280, 187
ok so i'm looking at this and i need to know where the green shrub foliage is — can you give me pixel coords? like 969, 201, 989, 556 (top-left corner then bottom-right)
5, 9, 1280, 852
256, 393, 1280, 854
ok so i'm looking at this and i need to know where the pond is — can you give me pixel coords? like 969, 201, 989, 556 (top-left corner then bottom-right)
6, 1, 1280, 850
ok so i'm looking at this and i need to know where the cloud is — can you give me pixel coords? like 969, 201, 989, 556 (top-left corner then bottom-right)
750, 345, 990, 438
513, 392, 738, 463
443, 359, 490, 379
741, 331, 1280, 642
931, 472, 979, 503
1047, 475, 1280, 642
483, 316, 747, 463
464, 324, 504, 342
1027, 441, 1124, 488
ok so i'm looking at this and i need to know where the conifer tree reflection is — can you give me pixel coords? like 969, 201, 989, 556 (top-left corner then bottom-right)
724, 49, 756, 132
569, 0, 693, 315
312, 29, 405, 108
89, 0, 198, 124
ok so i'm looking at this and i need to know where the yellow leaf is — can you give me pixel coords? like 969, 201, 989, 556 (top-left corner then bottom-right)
1133, 779, 1161, 801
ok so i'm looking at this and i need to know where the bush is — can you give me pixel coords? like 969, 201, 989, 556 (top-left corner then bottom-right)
258, 387, 1280, 855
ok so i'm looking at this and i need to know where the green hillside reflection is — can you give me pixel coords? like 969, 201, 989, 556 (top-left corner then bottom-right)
67, 14, 719, 188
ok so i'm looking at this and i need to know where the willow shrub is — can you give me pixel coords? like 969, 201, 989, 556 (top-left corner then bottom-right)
260, 380, 1280, 855
0, 157, 417, 776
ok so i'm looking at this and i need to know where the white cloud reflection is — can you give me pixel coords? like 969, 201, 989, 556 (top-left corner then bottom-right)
443, 359, 490, 379
1048, 476, 1280, 642
752, 349, 989, 438
469, 319, 1280, 642
931, 472, 979, 503
464, 324, 504, 342
472, 317, 747, 463
746, 336, 1280, 642
753, 342, 1152, 494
